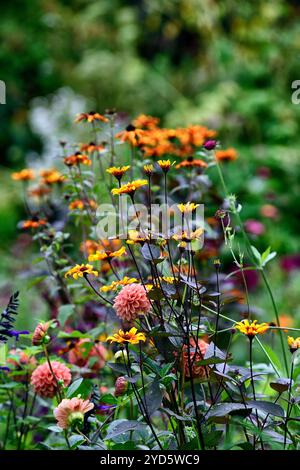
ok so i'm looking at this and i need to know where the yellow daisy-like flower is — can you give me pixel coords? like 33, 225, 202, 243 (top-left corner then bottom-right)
143, 164, 154, 176
126, 230, 149, 245
75, 112, 108, 124
65, 264, 98, 279
111, 179, 148, 196
106, 166, 130, 181
100, 276, 138, 292
177, 202, 200, 214
88, 246, 126, 262
235, 319, 269, 339
287, 336, 300, 353
12, 169, 35, 181
107, 327, 146, 345
157, 159, 175, 173
172, 228, 204, 243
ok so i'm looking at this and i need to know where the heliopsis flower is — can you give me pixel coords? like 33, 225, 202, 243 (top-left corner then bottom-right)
133, 114, 160, 129
32, 321, 51, 346
113, 283, 151, 322
126, 230, 149, 245
235, 319, 269, 339
172, 228, 203, 243
106, 166, 130, 181
157, 159, 174, 173
88, 246, 126, 262
68, 338, 107, 371
177, 202, 199, 213
215, 148, 237, 162
111, 179, 148, 196
22, 219, 47, 230
100, 276, 138, 292
107, 327, 146, 345
65, 264, 98, 279
31, 361, 71, 398
54, 397, 94, 430
143, 164, 154, 176
175, 159, 208, 169
182, 338, 209, 378
12, 169, 35, 181
28, 186, 51, 198
115, 125, 145, 146
80, 142, 106, 153
287, 336, 300, 353
80, 239, 102, 255
64, 152, 91, 167
75, 111, 108, 123
40, 169, 65, 184
69, 199, 97, 211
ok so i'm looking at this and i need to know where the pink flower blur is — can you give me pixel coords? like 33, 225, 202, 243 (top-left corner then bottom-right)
244, 219, 265, 236
68, 338, 107, 371
113, 283, 151, 322
182, 338, 209, 378
31, 361, 71, 398
54, 397, 94, 429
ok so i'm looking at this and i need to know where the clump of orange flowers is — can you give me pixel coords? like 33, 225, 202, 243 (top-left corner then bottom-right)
12, 169, 35, 181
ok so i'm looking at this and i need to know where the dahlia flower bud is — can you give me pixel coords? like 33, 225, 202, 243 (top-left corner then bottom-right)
114, 376, 128, 397
113, 283, 151, 322
54, 397, 94, 430
203, 140, 217, 150
32, 321, 51, 346
31, 361, 71, 398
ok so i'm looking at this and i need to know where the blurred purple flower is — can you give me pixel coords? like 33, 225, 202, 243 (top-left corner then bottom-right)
203, 140, 217, 150
280, 254, 300, 273
244, 219, 265, 236
256, 166, 271, 179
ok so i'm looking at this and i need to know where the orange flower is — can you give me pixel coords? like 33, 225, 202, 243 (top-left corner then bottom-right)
22, 219, 47, 229
107, 327, 146, 345
176, 159, 208, 169
80, 142, 106, 153
75, 112, 108, 123
65, 264, 98, 279
235, 319, 269, 338
215, 148, 238, 162
12, 169, 35, 181
28, 186, 51, 198
88, 246, 126, 262
64, 152, 91, 167
40, 169, 65, 184
80, 239, 102, 256
133, 114, 160, 129
115, 125, 145, 146
69, 199, 97, 211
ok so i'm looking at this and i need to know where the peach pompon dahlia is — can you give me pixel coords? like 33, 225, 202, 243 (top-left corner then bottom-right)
31, 361, 71, 398
54, 397, 94, 429
113, 283, 151, 322
182, 338, 209, 379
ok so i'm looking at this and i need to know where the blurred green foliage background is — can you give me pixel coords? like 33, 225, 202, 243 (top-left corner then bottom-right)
1, 0, 300, 329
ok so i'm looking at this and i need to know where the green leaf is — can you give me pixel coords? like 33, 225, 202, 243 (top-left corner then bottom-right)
66, 378, 93, 399
251, 245, 261, 263
106, 419, 147, 440
247, 400, 285, 418
57, 304, 75, 326
69, 434, 85, 449
100, 394, 118, 405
